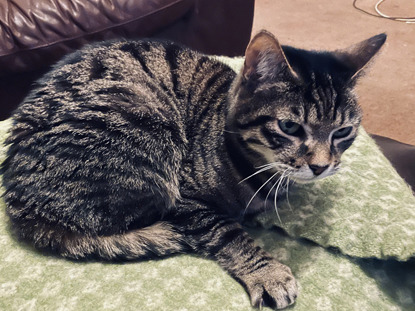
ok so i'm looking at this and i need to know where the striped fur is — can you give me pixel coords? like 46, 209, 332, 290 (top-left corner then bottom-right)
1, 31, 385, 309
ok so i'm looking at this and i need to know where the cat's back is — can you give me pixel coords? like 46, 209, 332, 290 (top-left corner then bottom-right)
16, 40, 201, 119
2, 39, 212, 236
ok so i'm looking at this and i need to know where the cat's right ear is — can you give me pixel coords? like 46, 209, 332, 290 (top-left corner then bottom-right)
334, 33, 387, 81
243, 30, 299, 83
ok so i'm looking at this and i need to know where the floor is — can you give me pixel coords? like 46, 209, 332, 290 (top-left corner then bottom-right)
252, 0, 415, 145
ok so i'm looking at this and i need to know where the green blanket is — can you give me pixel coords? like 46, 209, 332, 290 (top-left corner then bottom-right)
1, 58, 415, 310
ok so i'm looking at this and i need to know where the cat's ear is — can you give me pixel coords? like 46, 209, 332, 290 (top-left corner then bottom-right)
243, 30, 299, 83
335, 33, 387, 81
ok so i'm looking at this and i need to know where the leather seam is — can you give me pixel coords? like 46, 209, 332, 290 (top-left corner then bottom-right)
0, 0, 194, 58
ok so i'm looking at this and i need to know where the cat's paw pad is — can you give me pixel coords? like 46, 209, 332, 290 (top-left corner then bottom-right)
242, 261, 298, 309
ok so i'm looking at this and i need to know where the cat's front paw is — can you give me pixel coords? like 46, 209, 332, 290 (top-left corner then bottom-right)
240, 260, 298, 309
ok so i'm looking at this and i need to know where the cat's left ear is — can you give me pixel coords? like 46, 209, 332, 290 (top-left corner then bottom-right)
335, 33, 387, 81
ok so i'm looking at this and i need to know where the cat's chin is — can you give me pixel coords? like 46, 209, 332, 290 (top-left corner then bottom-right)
290, 172, 336, 184
290, 177, 317, 184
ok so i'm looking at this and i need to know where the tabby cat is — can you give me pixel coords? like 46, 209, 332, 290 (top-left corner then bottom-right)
1, 31, 385, 309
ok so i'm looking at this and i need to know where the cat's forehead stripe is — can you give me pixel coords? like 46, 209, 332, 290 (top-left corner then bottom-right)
302, 72, 345, 125
290, 106, 300, 116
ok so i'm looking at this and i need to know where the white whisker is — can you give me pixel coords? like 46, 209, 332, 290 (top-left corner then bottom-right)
244, 171, 280, 214
224, 130, 240, 135
254, 162, 286, 169
239, 161, 287, 184
238, 165, 275, 184
273, 168, 291, 224
264, 173, 281, 210
285, 176, 292, 211
273, 178, 282, 224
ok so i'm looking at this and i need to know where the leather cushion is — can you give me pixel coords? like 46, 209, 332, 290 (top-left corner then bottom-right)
371, 134, 415, 192
0, 0, 193, 76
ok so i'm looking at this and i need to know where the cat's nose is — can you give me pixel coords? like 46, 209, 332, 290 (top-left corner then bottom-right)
309, 164, 329, 176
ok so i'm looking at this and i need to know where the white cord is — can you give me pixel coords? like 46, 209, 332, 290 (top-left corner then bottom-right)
353, 0, 415, 23
374, 0, 415, 23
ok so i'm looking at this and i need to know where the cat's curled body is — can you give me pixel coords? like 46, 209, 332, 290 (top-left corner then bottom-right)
2, 31, 385, 309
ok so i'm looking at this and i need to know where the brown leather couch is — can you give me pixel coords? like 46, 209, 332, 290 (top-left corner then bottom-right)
0, 0, 413, 192
0, 0, 254, 119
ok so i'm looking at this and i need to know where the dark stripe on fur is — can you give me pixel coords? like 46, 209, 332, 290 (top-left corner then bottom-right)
119, 42, 154, 79
337, 137, 355, 152
236, 116, 274, 130
207, 227, 246, 256
164, 43, 181, 98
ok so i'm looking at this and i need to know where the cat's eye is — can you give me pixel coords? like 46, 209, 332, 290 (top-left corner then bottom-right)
332, 126, 352, 139
278, 120, 303, 136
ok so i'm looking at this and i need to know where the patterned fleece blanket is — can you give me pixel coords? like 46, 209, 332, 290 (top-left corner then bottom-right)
1, 57, 415, 311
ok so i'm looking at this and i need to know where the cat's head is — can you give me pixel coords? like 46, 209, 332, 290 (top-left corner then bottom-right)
227, 30, 386, 183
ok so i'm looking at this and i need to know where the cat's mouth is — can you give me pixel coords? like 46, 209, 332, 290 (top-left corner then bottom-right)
288, 164, 339, 184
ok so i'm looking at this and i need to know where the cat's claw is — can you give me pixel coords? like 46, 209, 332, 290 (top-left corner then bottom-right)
242, 260, 298, 309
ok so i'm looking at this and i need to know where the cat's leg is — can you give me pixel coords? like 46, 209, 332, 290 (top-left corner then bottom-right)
170, 200, 298, 309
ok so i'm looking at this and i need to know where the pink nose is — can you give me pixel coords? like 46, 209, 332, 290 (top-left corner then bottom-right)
309, 164, 329, 176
